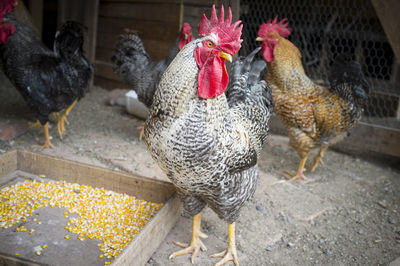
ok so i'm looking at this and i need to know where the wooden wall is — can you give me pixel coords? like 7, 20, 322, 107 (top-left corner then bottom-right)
95, 0, 182, 89
94, 0, 239, 90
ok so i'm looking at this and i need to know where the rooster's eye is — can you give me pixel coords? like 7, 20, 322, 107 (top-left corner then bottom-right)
206, 41, 214, 48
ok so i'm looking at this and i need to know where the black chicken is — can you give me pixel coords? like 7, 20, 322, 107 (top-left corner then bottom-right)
0, 1, 93, 148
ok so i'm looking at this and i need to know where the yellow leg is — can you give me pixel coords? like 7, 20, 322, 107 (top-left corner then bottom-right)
57, 99, 78, 139
286, 154, 309, 182
137, 122, 145, 140
32, 122, 53, 149
28, 120, 41, 128
169, 212, 208, 263
308, 146, 328, 172
52, 112, 62, 121
210, 222, 239, 266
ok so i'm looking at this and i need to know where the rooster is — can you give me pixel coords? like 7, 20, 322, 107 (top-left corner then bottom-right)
256, 17, 370, 181
0, 0, 93, 148
112, 22, 193, 108
144, 6, 272, 265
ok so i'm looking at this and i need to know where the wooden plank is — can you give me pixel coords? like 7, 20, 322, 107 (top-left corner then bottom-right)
0, 150, 17, 179
0, 251, 44, 266
57, 0, 99, 64
28, 0, 43, 39
97, 17, 178, 43
95, 60, 121, 81
82, 0, 99, 64
99, 2, 180, 23
96, 36, 174, 62
95, 47, 115, 63
371, 0, 400, 64
269, 115, 400, 157
333, 122, 400, 157
94, 76, 130, 90
114, 195, 181, 265
103, 0, 181, 3
15, 149, 175, 203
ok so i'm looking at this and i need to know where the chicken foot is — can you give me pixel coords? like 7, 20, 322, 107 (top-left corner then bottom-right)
169, 212, 208, 263
308, 146, 327, 172
286, 154, 309, 182
57, 99, 77, 139
211, 222, 239, 266
28, 120, 41, 128
32, 122, 53, 149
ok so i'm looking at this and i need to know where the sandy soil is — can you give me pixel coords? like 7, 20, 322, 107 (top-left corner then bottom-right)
1, 81, 399, 265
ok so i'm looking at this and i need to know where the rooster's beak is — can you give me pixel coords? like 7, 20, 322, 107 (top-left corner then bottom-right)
256, 37, 264, 42
219, 52, 232, 62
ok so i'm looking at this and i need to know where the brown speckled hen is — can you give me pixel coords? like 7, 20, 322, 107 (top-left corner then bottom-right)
144, 5, 272, 266
256, 18, 369, 181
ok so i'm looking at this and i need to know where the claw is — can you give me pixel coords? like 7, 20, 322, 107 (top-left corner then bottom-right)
211, 223, 239, 266
32, 122, 53, 149
169, 212, 207, 263
211, 249, 239, 266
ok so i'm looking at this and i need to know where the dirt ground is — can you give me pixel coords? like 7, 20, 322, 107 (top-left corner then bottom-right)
1, 78, 400, 265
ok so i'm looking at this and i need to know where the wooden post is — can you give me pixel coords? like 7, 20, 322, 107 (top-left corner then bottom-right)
57, 0, 98, 87
371, 0, 400, 64
28, 0, 43, 39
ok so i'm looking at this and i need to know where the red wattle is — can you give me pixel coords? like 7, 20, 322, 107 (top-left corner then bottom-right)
197, 55, 228, 99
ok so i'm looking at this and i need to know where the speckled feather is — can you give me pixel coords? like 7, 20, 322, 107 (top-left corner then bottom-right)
112, 30, 181, 108
266, 34, 369, 157
144, 39, 272, 223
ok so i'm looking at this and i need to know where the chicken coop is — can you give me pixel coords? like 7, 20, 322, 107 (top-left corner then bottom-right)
4, 0, 398, 157
0, 0, 400, 265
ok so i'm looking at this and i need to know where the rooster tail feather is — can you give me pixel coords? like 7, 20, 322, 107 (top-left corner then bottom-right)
328, 54, 370, 106
54, 21, 86, 59
111, 30, 150, 74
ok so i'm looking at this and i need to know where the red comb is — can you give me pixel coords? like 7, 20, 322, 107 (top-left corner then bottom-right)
258, 16, 291, 38
0, 0, 17, 22
198, 5, 242, 55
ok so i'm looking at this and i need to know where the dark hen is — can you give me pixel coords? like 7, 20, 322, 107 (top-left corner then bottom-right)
0, 3, 92, 148
112, 23, 193, 108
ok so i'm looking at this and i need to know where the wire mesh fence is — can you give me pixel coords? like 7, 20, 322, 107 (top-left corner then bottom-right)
239, 0, 400, 129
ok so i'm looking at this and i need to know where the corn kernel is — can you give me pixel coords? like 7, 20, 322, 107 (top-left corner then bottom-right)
99, 254, 104, 258
42, 245, 47, 249
0, 179, 163, 260
35, 250, 41, 256
15, 253, 20, 256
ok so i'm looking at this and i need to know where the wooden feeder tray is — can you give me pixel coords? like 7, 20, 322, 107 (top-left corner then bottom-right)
0, 149, 181, 266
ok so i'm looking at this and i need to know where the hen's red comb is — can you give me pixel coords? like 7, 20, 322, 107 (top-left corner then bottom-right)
0, 0, 17, 22
258, 17, 291, 38
198, 5, 242, 55
182, 22, 191, 34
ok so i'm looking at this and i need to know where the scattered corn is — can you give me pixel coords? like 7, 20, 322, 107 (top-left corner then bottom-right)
15, 253, 20, 256
0, 179, 163, 261
35, 250, 42, 256
29, 228, 35, 234
42, 245, 47, 249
